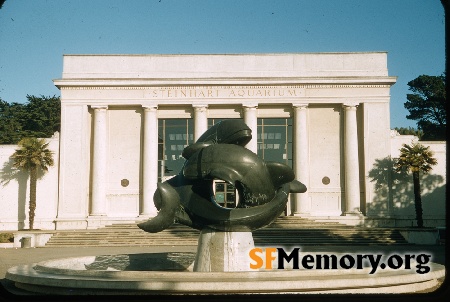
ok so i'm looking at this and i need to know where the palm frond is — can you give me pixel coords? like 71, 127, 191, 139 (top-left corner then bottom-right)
11, 137, 55, 171
393, 142, 437, 174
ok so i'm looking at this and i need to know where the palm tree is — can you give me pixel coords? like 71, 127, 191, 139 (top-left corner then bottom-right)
394, 143, 437, 228
11, 138, 54, 230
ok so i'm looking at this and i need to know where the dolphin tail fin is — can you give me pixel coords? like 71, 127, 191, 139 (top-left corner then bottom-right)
137, 182, 180, 233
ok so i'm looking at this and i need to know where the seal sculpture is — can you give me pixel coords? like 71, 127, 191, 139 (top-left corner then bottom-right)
138, 119, 306, 233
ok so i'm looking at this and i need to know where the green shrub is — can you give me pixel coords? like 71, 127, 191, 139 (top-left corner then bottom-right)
0, 233, 14, 243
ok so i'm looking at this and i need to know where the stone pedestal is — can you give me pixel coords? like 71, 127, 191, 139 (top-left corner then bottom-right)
193, 228, 255, 272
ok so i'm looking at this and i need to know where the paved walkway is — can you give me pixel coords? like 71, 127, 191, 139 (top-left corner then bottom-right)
0, 244, 446, 297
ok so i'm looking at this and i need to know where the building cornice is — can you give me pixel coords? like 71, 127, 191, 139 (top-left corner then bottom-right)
54, 77, 397, 89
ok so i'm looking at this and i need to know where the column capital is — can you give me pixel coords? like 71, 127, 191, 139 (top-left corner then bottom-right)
192, 104, 208, 112
142, 105, 158, 111
91, 105, 108, 110
342, 102, 359, 109
292, 103, 309, 110
242, 103, 258, 109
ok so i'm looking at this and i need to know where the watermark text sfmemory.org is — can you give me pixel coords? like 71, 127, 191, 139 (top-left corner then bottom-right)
249, 248, 432, 274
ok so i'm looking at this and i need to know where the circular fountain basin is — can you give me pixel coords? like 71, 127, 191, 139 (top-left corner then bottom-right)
6, 252, 445, 295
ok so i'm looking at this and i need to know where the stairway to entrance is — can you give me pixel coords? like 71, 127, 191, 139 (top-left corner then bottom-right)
44, 217, 410, 247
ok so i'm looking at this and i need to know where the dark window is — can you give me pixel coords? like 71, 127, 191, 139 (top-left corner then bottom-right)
257, 118, 293, 167
158, 119, 194, 182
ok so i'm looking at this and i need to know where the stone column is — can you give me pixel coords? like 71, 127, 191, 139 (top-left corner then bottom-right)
90, 105, 108, 216
193, 105, 208, 141
343, 103, 361, 215
292, 104, 310, 216
243, 104, 258, 153
141, 105, 158, 216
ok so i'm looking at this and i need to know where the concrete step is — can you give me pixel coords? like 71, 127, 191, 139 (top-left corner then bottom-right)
45, 217, 410, 247
106, 217, 346, 228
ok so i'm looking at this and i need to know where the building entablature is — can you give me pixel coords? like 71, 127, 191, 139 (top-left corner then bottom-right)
53, 84, 393, 107
53, 53, 396, 107
53, 76, 397, 87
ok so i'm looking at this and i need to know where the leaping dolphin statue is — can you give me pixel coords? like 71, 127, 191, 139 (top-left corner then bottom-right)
138, 119, 306, 232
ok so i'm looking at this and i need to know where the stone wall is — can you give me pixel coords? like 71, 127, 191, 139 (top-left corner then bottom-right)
378, 132, 446, 227
0, 134, 59, 230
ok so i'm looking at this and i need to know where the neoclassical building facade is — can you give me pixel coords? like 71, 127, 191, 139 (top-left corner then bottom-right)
51, 53, 399, 229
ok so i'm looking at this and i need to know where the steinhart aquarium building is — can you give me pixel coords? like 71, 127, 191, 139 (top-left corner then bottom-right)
1, 52, 446, 230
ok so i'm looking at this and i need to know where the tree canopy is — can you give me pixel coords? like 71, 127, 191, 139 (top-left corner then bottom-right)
404, 74, 446, 140
393, 127, 423, 139
394, 143, 437, 174
0, 95, 60, 144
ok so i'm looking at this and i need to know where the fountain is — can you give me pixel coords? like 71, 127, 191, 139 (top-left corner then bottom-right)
5, 120, 445, 294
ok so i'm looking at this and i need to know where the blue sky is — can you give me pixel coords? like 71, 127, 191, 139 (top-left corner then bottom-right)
0, 0, 445, 128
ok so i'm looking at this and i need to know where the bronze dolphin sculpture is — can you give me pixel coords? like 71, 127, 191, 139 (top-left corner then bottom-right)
138, 120, 306, 232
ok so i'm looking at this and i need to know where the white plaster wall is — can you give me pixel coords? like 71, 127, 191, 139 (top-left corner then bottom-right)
389, 134, 446, 226
106, 107, 142, 216
56, 103, 91, 229
0, 136, 59, 231
422, 141, 446, 179
207, 106, 242, 119
308, 105, 342, 216
362, 102, 392, 217
389, 134, 417, 221
0, 145, 25, 230
390, 133, 418, 157
419, 141, 446, 222
34, 135, 60, 229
